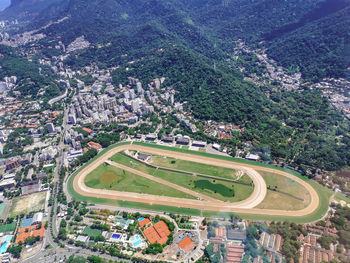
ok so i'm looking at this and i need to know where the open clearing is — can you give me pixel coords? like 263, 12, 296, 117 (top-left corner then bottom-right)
256, 171, 311, 210
10, 191, 47, 217
84, 164, 195, 199
151, 155, 238, 180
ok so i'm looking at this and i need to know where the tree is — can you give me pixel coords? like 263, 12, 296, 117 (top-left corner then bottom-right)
7, 245, 22, 258
60, 219, 67, 228
145, 243, 163, 254
87, 255, 103, 263
67, 255, 87, 263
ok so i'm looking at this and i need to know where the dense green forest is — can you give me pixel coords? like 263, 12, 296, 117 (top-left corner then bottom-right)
0, 0, 63, 22
0, 45, 60, 99
25, 0, 350, 82
111, 46, 350, 170
267, 6, 350, 82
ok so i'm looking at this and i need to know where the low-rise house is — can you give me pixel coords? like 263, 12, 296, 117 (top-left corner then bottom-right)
192, 140, 207, 148
246, 153, 260, 161
178, 237, 196, 253
161, 136, 174, 143
176, 137, 190, 146
145, 134, 157, 141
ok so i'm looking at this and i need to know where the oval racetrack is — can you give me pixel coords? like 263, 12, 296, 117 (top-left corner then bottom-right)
72, 144, 320, 217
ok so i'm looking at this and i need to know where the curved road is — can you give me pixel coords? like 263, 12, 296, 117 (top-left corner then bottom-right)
72, 144, 319, 217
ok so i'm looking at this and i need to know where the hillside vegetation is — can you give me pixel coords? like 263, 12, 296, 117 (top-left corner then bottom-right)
0, 0, 349, 170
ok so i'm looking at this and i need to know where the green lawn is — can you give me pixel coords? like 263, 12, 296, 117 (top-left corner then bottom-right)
334, 192, 350, 203
0, 203, 5, 217
152, 168, 253, 202
194, 180, 235, 197
82, 227, 102, 238
110, 153, 155, 175
0, 222, 16, 233
84, 164, 195, 199
111, 153, 253, 202
151, 155, 237, 180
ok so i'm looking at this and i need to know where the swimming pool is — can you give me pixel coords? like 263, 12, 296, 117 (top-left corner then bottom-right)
129, 234, 142, 247
0, 242, 8, 254
138, 217, 145, 222
133, 240, 142, 247
111, 233, 121, 240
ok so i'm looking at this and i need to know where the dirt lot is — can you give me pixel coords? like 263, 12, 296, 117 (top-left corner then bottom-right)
10, 191, 47, 217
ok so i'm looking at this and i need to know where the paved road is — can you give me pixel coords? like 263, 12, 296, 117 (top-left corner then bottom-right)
22, 247, 130, 263
72, 144, 319, 217
48, 88, 68, 105
22, 105, 69, 262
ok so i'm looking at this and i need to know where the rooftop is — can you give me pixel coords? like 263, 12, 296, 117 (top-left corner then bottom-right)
177, 237, 196, 253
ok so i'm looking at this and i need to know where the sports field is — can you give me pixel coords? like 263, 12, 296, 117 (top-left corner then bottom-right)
68, 142, 332, 222
10, 191, 47, 217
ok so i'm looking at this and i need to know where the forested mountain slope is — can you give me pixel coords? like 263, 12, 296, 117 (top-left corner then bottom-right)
0, 0, 349, 170
25, 0, 349, 82
0, 0, 63, 22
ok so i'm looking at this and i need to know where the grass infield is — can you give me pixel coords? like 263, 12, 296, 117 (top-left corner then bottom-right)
110, 152, 252, 202
82, 227, 102, 238
67, 142, 333, 222
84, 164, 195, 199
256, 170, 312, 211
151, 155, 237, 180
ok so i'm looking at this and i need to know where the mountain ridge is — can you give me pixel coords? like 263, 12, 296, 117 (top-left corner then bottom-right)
18, 0, 349, 82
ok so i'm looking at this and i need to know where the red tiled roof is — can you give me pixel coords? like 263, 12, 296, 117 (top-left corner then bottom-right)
178, 237, 195, 253
82, 127, 93, 133
214, 227, 226, 237
227, 253, 243, 258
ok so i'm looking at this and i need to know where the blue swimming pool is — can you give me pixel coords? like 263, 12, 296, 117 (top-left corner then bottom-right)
0, 242, 8, 254
138, 217, 145, 222
133, 240, 142, 247
112, 233, 121, 239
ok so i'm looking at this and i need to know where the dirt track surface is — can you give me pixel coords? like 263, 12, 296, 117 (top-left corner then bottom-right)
73, 144, 320, 216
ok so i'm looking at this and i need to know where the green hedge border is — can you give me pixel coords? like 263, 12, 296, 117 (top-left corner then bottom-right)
67, 141, 333, 222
